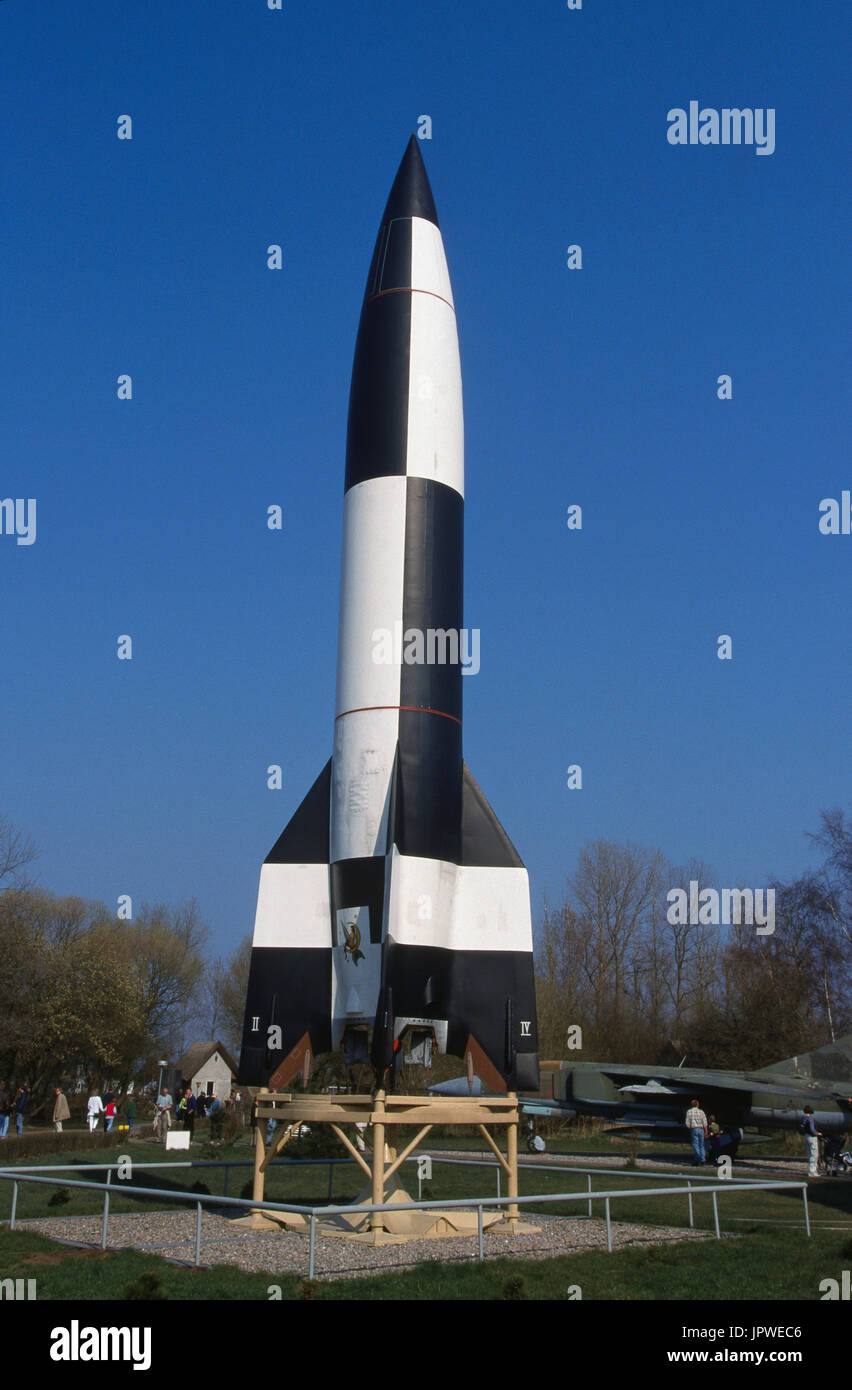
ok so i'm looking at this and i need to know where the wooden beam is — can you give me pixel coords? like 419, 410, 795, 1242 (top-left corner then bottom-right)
254, 1096, 520, 1127
382, 1125, 433, 1184
371, 1091, 386, 1233
369, 1106, 514, 1127
330, 1124, 372, 1178
256, 1092, 518, 1114
259, 1091, 363, 1106
384, 1094, 518, 1111
252, 1116, 266, 1203
255, 1102, 375, 1124
506, 1092, 519, 1225
260, 1121, 300, 1173
477, 1124, 511, 1177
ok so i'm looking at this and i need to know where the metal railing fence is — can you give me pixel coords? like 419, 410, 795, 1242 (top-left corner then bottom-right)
0, 1162, 810, 1281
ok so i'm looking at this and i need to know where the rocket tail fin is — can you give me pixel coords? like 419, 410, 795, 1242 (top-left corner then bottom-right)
238, 761, 333, 1087
460, 762, 525, 869
460, 764, 539, 1090
378, 761, 540, 1091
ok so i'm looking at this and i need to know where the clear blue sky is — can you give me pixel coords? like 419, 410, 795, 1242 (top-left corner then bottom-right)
3, 1, 849, 952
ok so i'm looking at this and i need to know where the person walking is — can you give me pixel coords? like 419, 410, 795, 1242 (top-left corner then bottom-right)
53, 1088, 71, 1133
0, 1085, 10, 1139
104, 1097, 117, 1133
87, 1093, 104, 1133
801, 1105, 822, 1177
13, 1088, 28, 1137
125, 1096, 137, 1132
209, 1094, 224, 1144
684, 1098, 708, 1166
184, 1088, 196, 1138
154, 1089, 173, 1143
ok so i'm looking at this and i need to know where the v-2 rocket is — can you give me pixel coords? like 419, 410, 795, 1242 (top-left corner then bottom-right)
239, 137, 539, 1093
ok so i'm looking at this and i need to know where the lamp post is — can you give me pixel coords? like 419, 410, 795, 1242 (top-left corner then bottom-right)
157, 1059, 168, 1099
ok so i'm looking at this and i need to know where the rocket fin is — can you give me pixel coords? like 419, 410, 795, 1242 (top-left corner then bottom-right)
265, 760, 331, 864
457, 767, 540, 1089
378, 760, 540, 1090
460, 762, 525, 868
238, 761, 333, 1086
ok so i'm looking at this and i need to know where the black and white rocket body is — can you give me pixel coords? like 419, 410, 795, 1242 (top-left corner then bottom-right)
239, 138, 539, 1093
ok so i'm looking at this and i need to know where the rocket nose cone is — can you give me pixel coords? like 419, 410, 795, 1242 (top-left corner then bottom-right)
380, 134, 439, 227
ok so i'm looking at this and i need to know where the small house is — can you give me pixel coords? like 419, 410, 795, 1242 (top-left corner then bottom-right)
174, 1041, 238, 1101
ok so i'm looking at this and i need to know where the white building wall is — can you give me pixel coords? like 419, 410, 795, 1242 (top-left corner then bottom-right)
191, 1052, 234, 1100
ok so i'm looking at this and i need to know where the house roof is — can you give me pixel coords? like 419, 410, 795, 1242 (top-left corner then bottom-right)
174, 1040, 238, 1081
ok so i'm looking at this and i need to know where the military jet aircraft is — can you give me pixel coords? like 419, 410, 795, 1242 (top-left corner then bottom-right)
433, 1034, 852, 1147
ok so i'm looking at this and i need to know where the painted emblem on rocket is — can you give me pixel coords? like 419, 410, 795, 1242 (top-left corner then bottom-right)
342, 920, 364, 966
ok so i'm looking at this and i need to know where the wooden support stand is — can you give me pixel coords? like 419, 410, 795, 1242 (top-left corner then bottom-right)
242, 1087, 284, 1230
234, 1090, 535, 1245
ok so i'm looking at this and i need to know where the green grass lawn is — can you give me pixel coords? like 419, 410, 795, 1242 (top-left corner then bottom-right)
0, 1221, 847, 1301
0, 1132, 847, 1301
0, 1137, 824, 1232
0, 1134, 839, 1235
426, 1122, 805, 1162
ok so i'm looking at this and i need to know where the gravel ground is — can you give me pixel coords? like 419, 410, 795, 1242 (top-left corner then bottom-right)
16, 1210, 710, 1281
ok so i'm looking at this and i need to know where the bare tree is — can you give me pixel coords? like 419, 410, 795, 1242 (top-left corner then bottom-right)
534, 901, 592, 1057
661, 858, 720, 1037
0, 817, 37, 891
105, 899, 209, 1060
562, 840, 667, 1055
219, 935, 252, 1056
199, 956, 227, 1038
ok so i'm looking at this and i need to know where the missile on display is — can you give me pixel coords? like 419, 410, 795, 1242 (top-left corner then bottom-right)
239, 136, 539, 1093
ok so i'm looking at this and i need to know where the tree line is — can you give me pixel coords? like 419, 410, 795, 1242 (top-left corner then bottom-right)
2, 806, 849, 1111
535, 809, 852, 1069
0, 817, 249, 1115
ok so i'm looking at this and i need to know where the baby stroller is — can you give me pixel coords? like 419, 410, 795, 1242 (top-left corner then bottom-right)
818, 1135, 852, 1176
708, 1127, 741, 1165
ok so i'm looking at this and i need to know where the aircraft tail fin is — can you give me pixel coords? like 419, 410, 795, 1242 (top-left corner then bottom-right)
755, 1034, 852, 1085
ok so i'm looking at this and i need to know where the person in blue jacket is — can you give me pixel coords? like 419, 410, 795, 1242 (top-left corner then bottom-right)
801, 1106, 822, 1177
